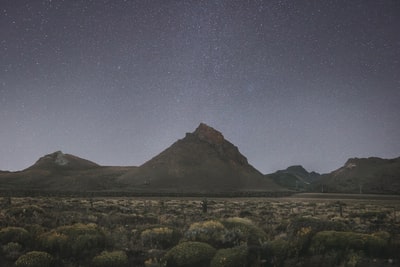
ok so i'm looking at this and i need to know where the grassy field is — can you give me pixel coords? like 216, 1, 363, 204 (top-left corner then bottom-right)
0, 194, 399, 266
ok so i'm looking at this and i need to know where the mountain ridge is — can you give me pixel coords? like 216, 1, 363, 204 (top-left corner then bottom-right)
265, 165, 321, 191
0, 123, 398, 195
312, 157, 400, 194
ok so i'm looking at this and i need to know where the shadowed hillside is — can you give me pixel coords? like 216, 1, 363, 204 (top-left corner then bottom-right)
1, 127, 398, 195
119, 123, 283, 193
0, 125, 284, 194
312, 157, 400, 194
265, 165, 320, 191
0, 151, 135, 192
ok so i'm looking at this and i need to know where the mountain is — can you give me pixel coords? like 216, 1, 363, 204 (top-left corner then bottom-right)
265, 165, 320, 191
25, 151, 100, 171
0, 151, 135, 192
119, 123, 283, 193
3, 124, 396, 195
0, 124, 283, 194
312, 157, 400, 194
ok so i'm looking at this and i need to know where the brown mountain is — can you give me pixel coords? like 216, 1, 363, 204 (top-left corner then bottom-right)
118, 123, 283, 193
312, 157, 400, 194
25, 151, 100, 171
0, 151, 135, 192
265, 165, 321, 191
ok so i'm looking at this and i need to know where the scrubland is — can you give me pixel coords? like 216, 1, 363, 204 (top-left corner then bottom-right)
0, 194, 399, 267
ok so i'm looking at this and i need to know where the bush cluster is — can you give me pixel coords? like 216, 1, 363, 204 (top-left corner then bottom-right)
210, 246, 248, 267
92, 250, 128, 267
141, 227, 181, 249
163, 241, 216, 267
0, 227, 31, 246
39, 223, 105, 259
185, 220, 226, 248
14, 251, 53, 267
221, 217, 267, 246
310, 230, 389, 257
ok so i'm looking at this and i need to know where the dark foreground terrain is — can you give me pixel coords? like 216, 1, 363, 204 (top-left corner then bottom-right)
0, 194, 399, 267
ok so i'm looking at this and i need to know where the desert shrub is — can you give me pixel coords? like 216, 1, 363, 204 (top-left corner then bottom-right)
359, 211, 388, 221
104, 226, 131, 250
221, 217, 267, 246
210, 246, 248, 267
14, 251, 53, 267
39, 223, 105, 259
0, 227, 30, 246
287, 217, 348, 236
141, 227, 181, 249
6, 205, 45, 218
1, 242, 23, 261
39, 231, 68, 254
92, 250, 128, 267
163, 241, 216, 267
310, 231, 388, 257
185, 220, 226, 248
285, 216, 350, 257
269, 239, 292, 266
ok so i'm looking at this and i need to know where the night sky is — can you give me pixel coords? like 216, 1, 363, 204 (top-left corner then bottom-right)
1, 0, 399, 174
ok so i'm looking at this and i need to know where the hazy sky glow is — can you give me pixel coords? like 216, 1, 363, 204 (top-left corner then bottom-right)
1, 0, 399, 174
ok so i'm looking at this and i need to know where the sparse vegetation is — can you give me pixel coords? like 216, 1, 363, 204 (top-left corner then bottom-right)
14, 251, 53, 267
92, 250, 128, 267
0, 195, 399, 266
163, 241, 216, 267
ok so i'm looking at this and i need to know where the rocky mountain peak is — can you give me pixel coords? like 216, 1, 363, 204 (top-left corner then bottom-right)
34, 151, 69, 167
54, 151, 69, 166
27, 151, 99, 171
193, 123, 224, 145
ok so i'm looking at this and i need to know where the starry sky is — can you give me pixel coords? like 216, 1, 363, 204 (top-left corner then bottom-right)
1, 0, 399, 174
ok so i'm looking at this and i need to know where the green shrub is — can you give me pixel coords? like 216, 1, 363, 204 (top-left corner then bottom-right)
288, 217, 348, 237
92, 250, 128, 267
1, 242, 22, 261
15, 251, 53, 267
141, 227, 181, 249
269, 239, 291, 266
40, 231, 68, 254
39, 223, 105, 259
163, 241, 216, 267
221, 217, 267, 246
185, 221, 227, 248
310, 231, 388, 257
210, 246, 248, 267
0, 227, 30, 245
6, 205, 45, 218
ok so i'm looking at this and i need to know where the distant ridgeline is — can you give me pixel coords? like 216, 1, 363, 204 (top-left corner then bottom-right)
310, 157, 400, 194
0, 124, 399, 196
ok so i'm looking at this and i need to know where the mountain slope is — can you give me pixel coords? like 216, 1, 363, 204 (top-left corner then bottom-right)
0, 151, 135, 192
265, 165, 320, 191
312, 157, 400, 194
25, 151, 100, 171
119, 123, 283, 192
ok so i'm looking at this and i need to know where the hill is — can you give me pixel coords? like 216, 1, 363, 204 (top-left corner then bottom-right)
118, 123, 283, 193
0, 151, 135, 192
0, 124, 284, 195
312, 157, 400, 194
25, 150, 100, 171
265, 165, 320, 191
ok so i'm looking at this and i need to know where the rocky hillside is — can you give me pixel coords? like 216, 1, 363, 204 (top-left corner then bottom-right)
25, 151, 100, 171
0, 124, 283, 194
265, 165, 320, 191
312, 157, 400, 194
118, 123, 283, 193
0, 151, 135, 192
